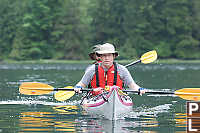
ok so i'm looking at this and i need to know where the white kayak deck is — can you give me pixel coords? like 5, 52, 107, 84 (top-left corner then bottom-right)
82, 86, 133, 120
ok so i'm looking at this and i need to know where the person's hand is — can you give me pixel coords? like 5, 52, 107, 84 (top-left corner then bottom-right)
74, 86, 82, 93
138, 88, 146, 96
91, 87, 103, 96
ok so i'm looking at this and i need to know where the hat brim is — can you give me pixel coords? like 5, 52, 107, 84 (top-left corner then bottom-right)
96, 51, 119, 57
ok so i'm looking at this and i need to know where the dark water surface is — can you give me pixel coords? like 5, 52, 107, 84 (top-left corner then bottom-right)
0, 63, 200, 133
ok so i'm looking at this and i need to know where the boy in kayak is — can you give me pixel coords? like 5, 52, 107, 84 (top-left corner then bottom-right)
74, 43, 145, 95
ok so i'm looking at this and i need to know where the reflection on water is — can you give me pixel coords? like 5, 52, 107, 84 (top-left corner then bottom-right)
18, 106, 158, 133
175, 113, 187, 128
19, 105, 79, 132
0, 99, 187, 133
17, 104, 187, 133
20, 112, 54, 132
53, 105, 79, 114
20, 112, 77, 132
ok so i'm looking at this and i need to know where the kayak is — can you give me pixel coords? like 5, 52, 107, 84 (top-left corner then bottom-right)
81, 86, 133, 120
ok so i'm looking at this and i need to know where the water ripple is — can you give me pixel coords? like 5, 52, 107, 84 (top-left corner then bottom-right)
0, 100, 80, 106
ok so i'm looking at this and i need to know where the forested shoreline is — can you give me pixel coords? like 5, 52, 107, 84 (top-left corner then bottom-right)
0, 0, 200, 61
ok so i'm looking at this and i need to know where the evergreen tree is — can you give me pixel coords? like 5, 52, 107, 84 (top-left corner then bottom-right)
0, 0, 25, 60
52, 0, 90, 59
123, 0, 199, 59
89, 0, 127, 48
10, 0, 63, 60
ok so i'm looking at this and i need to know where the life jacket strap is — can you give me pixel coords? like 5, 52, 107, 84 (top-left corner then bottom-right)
113, 62, 117, 85
95, 63, 100, 87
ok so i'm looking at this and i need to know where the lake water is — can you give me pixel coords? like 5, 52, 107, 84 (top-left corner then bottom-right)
0, 62, 200, 133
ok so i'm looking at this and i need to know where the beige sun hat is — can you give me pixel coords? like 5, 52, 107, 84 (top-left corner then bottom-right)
96, 43, 119, 57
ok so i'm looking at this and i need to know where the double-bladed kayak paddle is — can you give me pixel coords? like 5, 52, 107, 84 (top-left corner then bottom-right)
19, 82, 200, 101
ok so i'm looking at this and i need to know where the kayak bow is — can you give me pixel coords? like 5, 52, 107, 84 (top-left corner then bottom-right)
82, 86, 133, 120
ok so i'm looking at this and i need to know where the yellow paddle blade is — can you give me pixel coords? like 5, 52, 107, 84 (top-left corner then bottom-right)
175, 88, 200, 101
19, 82, 54, 95
54, 86, 75, 101
141, 50, 157, 64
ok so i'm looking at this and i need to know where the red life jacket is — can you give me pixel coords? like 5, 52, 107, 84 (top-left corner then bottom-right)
90, 62, 123, 90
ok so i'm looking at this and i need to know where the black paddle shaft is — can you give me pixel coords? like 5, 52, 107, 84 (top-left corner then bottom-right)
54, 88, 174, 95
123, 90, 174, 95
54, 88, 92, 91
125, 60, 141, 67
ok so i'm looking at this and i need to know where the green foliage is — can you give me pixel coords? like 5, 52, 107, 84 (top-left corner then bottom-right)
0, 0, 199, 60
51, 0, 90, 60
88, 0, 127, 47
175, 36, 200, 59
155, 41, 172, 58
0, 0, 25, 59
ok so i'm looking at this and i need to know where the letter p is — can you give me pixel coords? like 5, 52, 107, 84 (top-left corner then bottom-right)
189, 103, 199, 115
